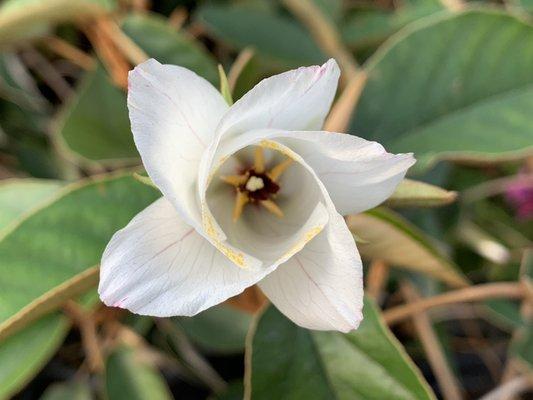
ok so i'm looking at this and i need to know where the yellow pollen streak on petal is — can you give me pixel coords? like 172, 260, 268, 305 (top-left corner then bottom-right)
260, 199, 284, 218
268, 158, 293, 182
233, 191, 249, 222
220, 174, 248, 187
254, 146, 265, 173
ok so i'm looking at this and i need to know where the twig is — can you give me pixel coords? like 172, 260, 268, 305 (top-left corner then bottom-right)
130, 0, 149, 11
384, 282, 527, 325
96, 17, 148, 66
41, 36, 95, 70
169, 6, 188, 30
156, 318, 227, 394
63, 300, 104, 373
1, 53, 50, 111
19, 45, 74, 100
281, 0, 359, 83
228, 47, 255, 92
323, 71, 367, 133
457, 220, 511, 265
457, 310, 502, 381
84, 21, 130, 89
480, 374, 533, 400
366, 259, 389, 302
400, 282, 463, 400
439, 0, 465, 11
463, 174, 533, 202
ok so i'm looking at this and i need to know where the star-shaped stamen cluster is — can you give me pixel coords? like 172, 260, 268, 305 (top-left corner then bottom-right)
221, 147, 293, 221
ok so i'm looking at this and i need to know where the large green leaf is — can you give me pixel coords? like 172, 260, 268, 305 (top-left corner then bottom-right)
105, 346, 172, 400
0, 172, 159, 337
350, 10, 533, 171
347, 208, 469, 288
40, 379, 92, 400
341, 2, 442, 50
0, 0, 115, 46
246, 299, 435, 399
0, 179, 63, 229
122, 13, 218, 84
176, 304, 252, 355
0, 179, 71, 400
0, 314, 69, 400
55, 65, 137, 167
197, 4, 326, 69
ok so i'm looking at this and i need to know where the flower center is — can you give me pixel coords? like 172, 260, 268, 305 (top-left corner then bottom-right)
245, 175, 265, 192
220, 146, 293, 221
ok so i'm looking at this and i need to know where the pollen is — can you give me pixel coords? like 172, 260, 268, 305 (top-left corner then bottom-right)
245, 176, 265, 192
220, 146, 293, 222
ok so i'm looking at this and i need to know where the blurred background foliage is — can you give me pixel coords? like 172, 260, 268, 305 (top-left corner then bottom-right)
0, 0, 532, 399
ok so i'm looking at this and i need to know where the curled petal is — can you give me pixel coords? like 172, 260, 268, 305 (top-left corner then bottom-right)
99, 198, 268, 317
128, 59, 228, 228
278, 131, 416, 215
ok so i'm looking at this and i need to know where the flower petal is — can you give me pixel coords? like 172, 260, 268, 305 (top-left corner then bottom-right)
99, 197, 269, 317
218, 59, 340, 141
277, 131, 416, 215
128, 59, 228, 228
259, 211, 364, 332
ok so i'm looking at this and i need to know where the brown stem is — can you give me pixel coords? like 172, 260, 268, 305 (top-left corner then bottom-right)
63, 301, 104, 373
400, 282, 463, 400
281, 0, 359, 83
384, 282, 527, 325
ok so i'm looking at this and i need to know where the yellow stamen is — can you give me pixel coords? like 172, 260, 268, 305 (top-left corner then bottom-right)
220, 174, 248, 187
233, 191, 249, 221
267, 158, 293, 182
254, 147, 265, 173
260, 199, 284, 218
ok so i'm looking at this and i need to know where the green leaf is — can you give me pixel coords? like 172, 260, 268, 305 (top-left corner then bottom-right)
386, 179, 457, 208
55, 65, 137, 167
176, 305, 252, 354
0, 0, 115, 46
122, 12, 219, 83
246, 298, 435, 400
0, 314, 69, 400
218, 65, 233, 105
0, 172, 159, 338
341, 3, 442, 50
40, 380, 92, 400
484, 299, 523, 331
347, 207, 469, 288
197, 4, 326, 69
350, 10, 533, 171
0, 179, 90, 400
0, 179, 63, 230
105, 346, 172, 400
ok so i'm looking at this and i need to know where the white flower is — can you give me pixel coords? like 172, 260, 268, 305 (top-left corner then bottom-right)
98, 58, 415, 332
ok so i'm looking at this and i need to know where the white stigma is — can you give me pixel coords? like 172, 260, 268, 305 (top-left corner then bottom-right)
245, 176, 265, 192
